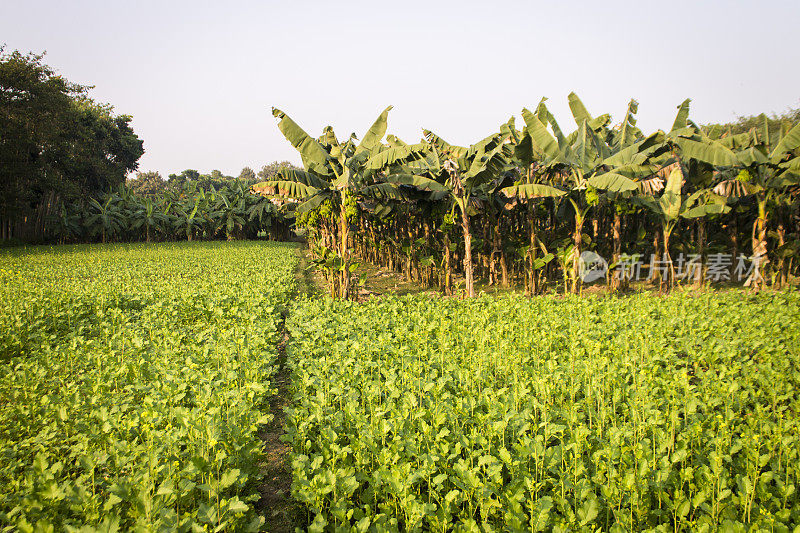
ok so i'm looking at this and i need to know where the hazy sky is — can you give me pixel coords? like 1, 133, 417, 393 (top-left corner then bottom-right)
2, 0, 799, 178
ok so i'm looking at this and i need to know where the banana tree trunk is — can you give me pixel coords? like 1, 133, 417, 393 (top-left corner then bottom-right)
423, 220, 433, 288
405, 225, 414, 281
571, 211, 585, 294
528, 206, 537, 296
499, 241, 509, 288
460, 206, 474, 298
489, 210, 508, 288
749, 195, 768, 290
694, 218, 706, 288
729, 218, 738, 266
488, 209, 496, 286
663, 224, 674, 291
443, 232, 453, 296
652, 229, 659, 286
776, 223, 786, 288
339, 200, 351, 299
611, 211, 622, 291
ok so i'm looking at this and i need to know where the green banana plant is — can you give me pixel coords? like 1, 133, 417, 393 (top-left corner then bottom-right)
660, 102, 800, 289
635, 168, 729, 289
500, 107, 566, 294
505, 94, 666, 293
708, 117, 800, 288
157, 198, 175, 239
258, 106, 395, 298
173, 197, 204, 241
246, 194, 276, 235
86, 195, 123, 243
211, 183, 252, 240
374, 124, 514, 297
131, 197, 167, 242
52, 204, 83, 244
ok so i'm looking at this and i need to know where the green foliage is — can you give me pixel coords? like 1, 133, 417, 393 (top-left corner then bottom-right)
238, 167, 257, 182
127, 171, 166, 197
0, 241, 299, 531
285, 292, 800, 531
343, 191, 358, 224
703, 107, 800, 144
48, 180, 281, 243
0, 48, 144, 235
256, 161, 302, 182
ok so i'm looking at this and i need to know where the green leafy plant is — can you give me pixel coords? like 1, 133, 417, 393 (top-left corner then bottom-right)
284, 291, 800, 531
0, 241, 299, 531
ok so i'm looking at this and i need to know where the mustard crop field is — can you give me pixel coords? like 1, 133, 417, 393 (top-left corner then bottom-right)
2, 242, 800, 532
0, 242, 298, 532
285, 292, 800, 532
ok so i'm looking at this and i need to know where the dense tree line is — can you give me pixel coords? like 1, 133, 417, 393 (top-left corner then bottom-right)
259, 98, 800, 298
0, 48, 144, 241
0, 46, 299, 245
125, 161, 300, 197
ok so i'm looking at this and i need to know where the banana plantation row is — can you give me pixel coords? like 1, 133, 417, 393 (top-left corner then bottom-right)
51, 180, 291, 244
49, 94, 799, 298
258, 94, 800, 297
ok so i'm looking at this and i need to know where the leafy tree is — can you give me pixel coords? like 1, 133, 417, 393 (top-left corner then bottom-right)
209, 169, 230, 181
167, 169, 200, 190
703, 106, 800, 143
128, 171, 166, 197
257, 161, 301, 181
0, 48, 143, 241
238, 167, 256, 181
1, 48, 81, 235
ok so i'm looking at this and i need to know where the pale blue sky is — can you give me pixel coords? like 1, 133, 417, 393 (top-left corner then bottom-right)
2, 0, 798, 178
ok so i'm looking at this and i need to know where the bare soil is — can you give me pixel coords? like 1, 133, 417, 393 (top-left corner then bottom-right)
256, 327, 300, 533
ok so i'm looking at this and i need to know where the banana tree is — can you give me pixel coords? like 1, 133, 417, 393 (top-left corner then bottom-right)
372, 125, 513, 297
214, 185, 250, 240
131, 197, 167, 242
708, 117, 800, 288
635, 168, 729, 289
651, 98, 736, 285
246, 193, 277, 238
157, 197, 176, 240
500, 104, 566, 294
86, 195, 123, 243
505, 95, 663, 293
173, 197, 204, 241
52, 204, 83, 244
259, 106, 395, 298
